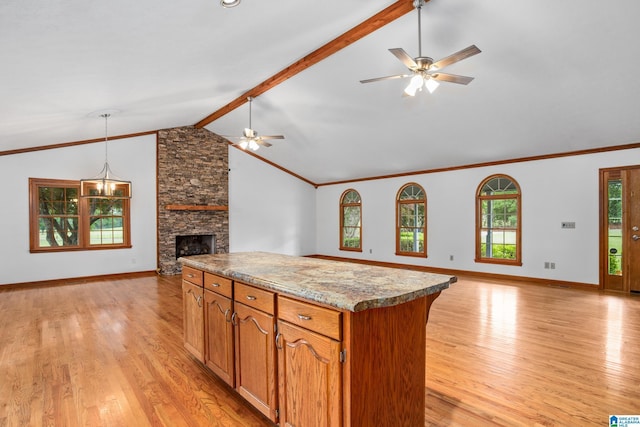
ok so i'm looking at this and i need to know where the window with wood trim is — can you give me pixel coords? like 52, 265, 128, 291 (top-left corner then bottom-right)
396, 183, 427, 257
476, 174, 521, 265
340, 189, 362, 251
29, 178, 131, 252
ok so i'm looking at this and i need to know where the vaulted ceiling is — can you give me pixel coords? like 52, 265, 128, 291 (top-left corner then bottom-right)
2, 0, 640, 185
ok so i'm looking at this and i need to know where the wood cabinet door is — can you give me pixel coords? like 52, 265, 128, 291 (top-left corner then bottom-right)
204, 289, 234, 386
234, 302, 277, 422
182, 280, 204, 361
277, 320, 342, 427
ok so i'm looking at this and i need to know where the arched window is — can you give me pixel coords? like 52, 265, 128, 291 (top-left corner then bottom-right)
476, 174, 522, 265
340, 189, 362, 251
396, 183, 427, 257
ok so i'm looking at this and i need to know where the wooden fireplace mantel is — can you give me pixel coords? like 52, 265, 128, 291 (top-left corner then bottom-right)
165, 205, 228, 211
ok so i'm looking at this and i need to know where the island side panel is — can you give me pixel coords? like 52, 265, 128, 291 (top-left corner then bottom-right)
344, 295, 429, 427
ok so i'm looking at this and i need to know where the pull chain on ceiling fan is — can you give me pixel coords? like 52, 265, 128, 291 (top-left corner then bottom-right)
360, 0, 481, 96
222, 97, 285, 151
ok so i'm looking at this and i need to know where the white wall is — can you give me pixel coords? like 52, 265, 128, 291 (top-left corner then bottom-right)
229, 148, 316, 255
4, 132, 636, 287
316, 148, 640, 286
0, 134, 157, 285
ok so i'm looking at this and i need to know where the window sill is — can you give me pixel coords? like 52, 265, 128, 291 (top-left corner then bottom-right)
475, 258, 522, 266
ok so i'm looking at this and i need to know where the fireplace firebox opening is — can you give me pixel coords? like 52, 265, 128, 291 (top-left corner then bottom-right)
175, 234, 214, 258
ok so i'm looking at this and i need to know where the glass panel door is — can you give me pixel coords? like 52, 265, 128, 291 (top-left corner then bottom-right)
607, 178, 623, 277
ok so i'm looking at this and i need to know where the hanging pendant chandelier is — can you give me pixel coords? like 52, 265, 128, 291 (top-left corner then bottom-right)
80, 112, 132, 198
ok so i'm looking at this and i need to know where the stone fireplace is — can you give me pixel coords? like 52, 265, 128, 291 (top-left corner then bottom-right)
157, 126, 229, 275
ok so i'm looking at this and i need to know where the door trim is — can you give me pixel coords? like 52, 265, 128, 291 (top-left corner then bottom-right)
599, 164, 640, 292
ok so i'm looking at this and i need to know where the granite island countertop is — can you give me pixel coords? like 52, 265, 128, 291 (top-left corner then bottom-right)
179, 252, 455, 312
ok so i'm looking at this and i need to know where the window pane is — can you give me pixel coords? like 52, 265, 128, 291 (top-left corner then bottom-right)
343, 190, 360, 204
399, 227, 424, 252
88, 198, 125, 245
481, 177, 518, 196
608, 179, 623, 276
38, 217, 79, 247
36, 184, 80, 249
400, 203, 425, 227
52, 188, 65, 201
342, 227, 360, 248
343, 206, 360, 227
400, 185, 424, 200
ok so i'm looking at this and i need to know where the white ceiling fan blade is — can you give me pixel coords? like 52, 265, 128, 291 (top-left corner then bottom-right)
432, 45, 481, 70
259, 135, 285, 140
389, 48, 418, 69
431, 73, 474, 85
256, 138, 272, 147
360, 73, 412, 84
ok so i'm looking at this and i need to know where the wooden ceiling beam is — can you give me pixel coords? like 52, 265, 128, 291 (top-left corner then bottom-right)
194, 0, 418, 129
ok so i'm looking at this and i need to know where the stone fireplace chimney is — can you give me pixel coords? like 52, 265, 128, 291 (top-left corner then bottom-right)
157, 126, 229, 275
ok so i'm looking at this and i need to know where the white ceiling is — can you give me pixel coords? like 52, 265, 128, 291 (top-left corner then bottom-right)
2, 0, 640, 184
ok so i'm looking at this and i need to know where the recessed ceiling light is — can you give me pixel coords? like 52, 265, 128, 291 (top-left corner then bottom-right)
220, 0, 240, 8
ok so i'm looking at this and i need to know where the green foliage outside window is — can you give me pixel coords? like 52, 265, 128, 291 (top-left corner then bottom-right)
89, 198, 125, 245
38, 186, 80, 247
341, 190, 361, 250
397, 184, 426, 256
607, 180, 622, 275
477, 175, 520, 262
31, 178, 130, 251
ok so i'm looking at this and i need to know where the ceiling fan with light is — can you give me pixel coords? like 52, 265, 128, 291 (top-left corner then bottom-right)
360, 0, 481, 96
222, 97, 285, 151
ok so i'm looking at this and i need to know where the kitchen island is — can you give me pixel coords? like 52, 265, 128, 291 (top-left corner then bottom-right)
180, 252, 455, 427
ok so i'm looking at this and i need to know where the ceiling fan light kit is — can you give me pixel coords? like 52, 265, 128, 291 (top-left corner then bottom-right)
220, 0, 240, 8
361, 0, 480, 97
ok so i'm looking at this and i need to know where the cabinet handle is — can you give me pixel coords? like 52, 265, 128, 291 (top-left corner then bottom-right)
211, 282, 220, 287
226, 309, 234, 324
246, 295, 257, 301
187, 273, 195, 278
275, 331, 282, 350
297, 314, 312, 321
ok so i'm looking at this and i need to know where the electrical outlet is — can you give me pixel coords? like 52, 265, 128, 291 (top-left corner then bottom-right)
449, 255, 454, 261
550, 262, 556, 269
544, 262, 550, 269
561, 222, 576, 229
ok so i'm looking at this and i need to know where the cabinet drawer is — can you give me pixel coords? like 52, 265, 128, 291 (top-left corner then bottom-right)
278, 296, 341, 341
182, 266, 203, 286
204, 273, 233, 298
235, 282, 275, 315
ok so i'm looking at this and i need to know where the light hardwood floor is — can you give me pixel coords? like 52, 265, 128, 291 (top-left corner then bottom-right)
0, 274, 638, 426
